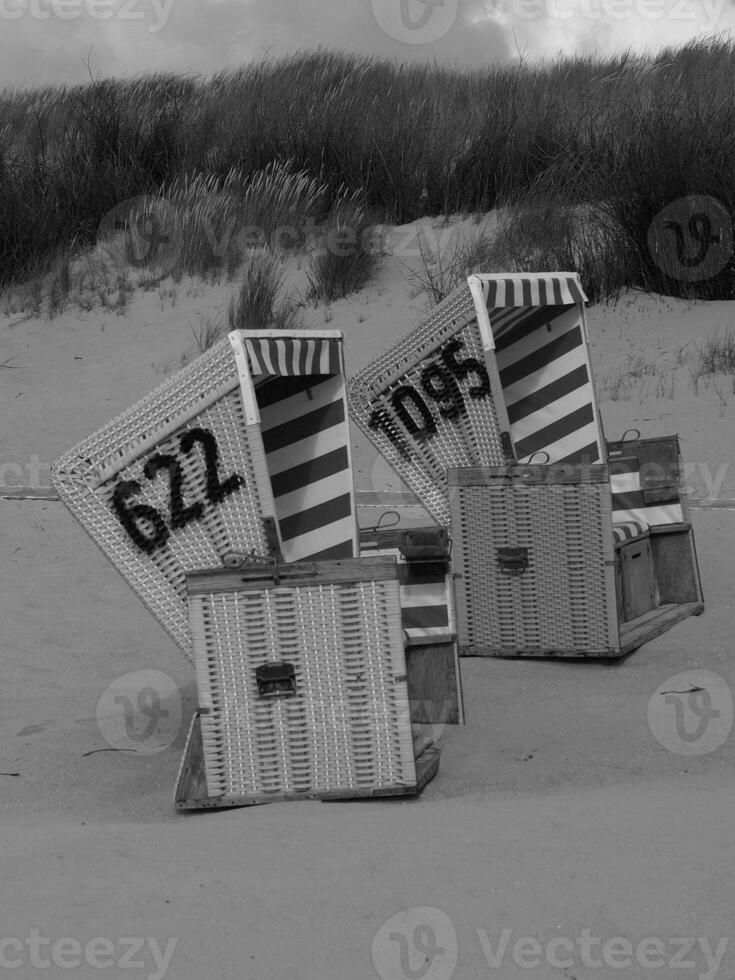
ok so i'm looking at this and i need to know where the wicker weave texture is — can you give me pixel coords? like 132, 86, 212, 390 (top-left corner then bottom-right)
52, 337, 275, 656
190, 574, 416, 800
450, 474, 617, 655
349, 283, 506, 526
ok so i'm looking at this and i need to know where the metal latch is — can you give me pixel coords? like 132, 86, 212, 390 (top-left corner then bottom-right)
399, 527, 450, 561
497, 546, 529, 576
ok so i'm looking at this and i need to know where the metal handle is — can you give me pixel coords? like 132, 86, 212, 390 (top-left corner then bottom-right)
255, 661, 297, 699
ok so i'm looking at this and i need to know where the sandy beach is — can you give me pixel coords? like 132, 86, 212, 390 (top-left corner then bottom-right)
2, 220, 735, 979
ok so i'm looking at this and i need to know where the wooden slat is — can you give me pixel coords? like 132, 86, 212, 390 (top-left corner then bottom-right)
406, 644, 464, 724
1, 486, 60, 500
447, 463, 609, 486
185, 555, 397, 594
619, 601, 704, 655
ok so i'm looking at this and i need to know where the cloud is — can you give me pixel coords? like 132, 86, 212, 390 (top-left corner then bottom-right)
0, 0, 732, 91
0, 0, 511, 90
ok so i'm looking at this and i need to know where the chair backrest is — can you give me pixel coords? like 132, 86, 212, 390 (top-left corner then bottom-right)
350, 272, 607, 524
52, 330, 358, 658
349, 281, 511, 526
52, 336, 279, 656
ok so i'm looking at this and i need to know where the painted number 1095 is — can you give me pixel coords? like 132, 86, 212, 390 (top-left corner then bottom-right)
368, 338, 490, 459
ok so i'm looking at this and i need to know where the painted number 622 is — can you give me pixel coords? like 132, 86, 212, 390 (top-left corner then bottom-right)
111, 427, 244, 553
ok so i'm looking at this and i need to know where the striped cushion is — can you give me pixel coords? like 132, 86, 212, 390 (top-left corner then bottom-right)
362, 547, 452, 644
398, 561, 452, 643
613, 520, 648, 544
610, 457, 683, 527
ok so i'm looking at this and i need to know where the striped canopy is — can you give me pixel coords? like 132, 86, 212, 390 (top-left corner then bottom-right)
478, 273, 588, 309
245, 335, 342, 377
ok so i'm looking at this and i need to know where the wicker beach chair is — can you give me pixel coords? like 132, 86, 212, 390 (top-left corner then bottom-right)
349, 272, 606, 526
448, 455, 703, 658
174, 556, 439, 808
52, 330, 359, 658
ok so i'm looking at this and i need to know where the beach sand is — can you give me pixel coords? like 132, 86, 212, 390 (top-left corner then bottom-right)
2, 219, 734, 979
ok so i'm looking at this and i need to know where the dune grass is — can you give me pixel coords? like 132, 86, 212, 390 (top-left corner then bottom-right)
1, 39, 734, 302
227, 251, 303, 334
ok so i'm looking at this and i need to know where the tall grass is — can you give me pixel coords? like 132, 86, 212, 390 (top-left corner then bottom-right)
1, 40, 734, 299
163, 161, 328, 278
227, 251, 302, 332
306, 191, 380, 301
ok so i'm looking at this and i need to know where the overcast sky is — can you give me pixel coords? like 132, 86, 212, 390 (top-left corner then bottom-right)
0, 0, 733, 90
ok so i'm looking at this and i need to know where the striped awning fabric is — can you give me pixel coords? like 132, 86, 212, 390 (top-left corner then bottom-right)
245, 336, 342, 377
480, 274, 588, 309
612, 520, 649, 544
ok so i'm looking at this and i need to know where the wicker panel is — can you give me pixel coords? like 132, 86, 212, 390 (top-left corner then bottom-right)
52, 337, 277, 657
449, 466, 619, 656
349, 282, 508, 526
188, 559, 417, 801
